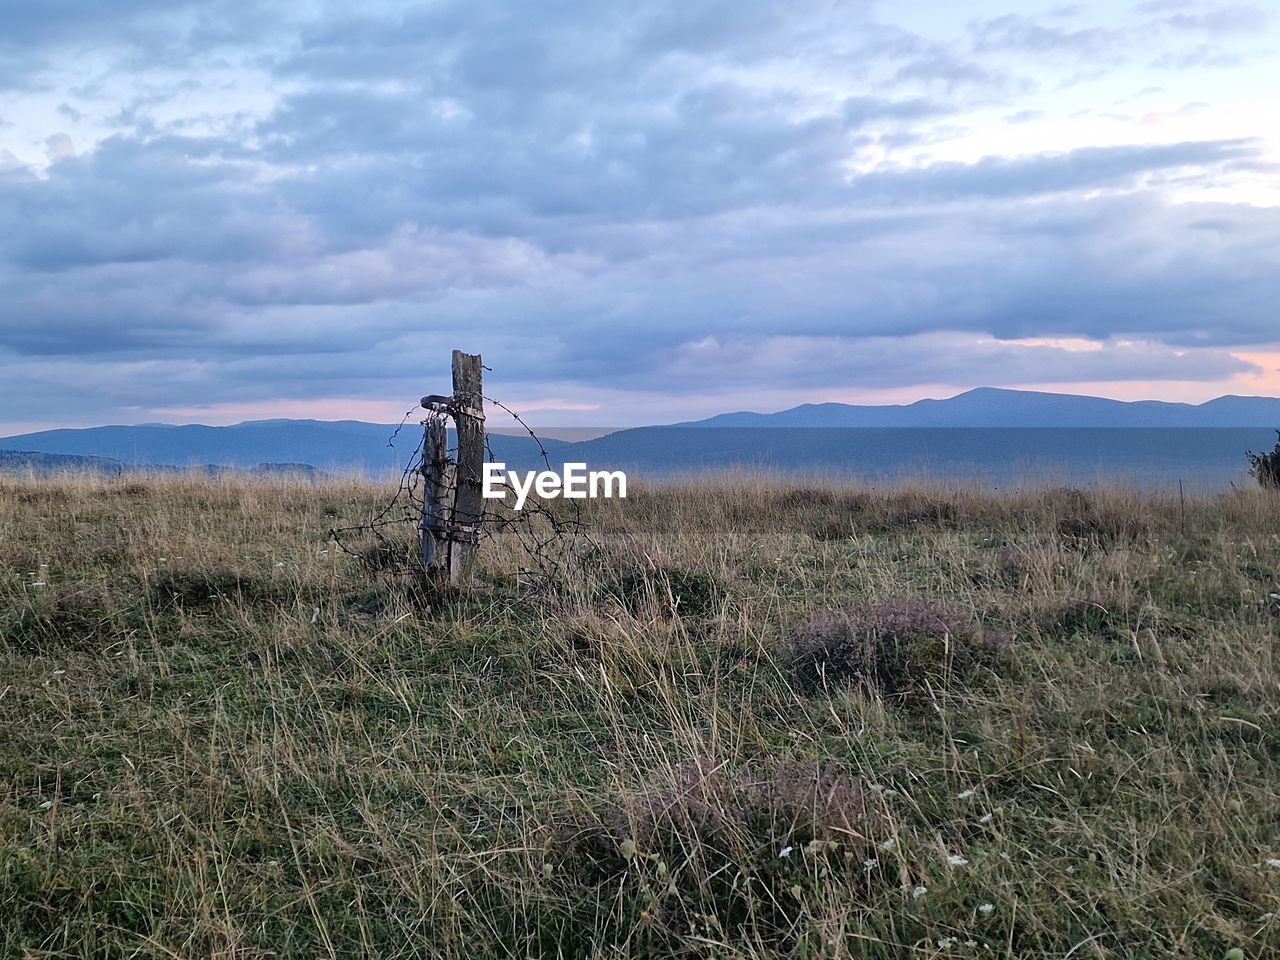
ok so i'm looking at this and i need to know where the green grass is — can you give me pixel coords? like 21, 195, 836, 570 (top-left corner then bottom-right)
1, 472, 1278, 958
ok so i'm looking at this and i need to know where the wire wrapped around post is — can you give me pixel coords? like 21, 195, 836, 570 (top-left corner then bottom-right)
328, 354, 596, 596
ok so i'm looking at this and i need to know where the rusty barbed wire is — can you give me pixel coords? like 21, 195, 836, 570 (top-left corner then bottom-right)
328, 394, 597, 594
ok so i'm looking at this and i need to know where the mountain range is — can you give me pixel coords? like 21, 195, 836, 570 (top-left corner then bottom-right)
680, 387, 1280, 428
0, 418, 561, 475
3, 388, 1279, 487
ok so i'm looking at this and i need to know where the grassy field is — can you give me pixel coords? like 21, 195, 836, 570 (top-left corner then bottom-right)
1, 472, 1278, 959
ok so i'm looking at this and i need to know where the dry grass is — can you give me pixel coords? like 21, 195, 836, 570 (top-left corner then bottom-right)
1, 471, 1278, 958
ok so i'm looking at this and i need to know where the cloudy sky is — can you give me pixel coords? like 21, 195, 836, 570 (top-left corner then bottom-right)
1, 0, 1277, 431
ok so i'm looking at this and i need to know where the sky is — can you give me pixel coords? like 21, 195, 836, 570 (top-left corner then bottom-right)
0, 0, 1277, 432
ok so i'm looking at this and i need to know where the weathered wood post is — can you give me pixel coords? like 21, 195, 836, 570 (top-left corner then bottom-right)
449, 350, 485, 584
417, 351, 485, 586
418, 412, 452, 570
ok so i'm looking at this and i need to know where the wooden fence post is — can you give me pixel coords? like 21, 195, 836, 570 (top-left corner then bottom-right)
418, 415, 452, 571
449, 350, 485, 584
417, 350, 484, 586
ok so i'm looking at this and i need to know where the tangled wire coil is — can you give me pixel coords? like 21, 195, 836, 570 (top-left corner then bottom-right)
328, 395, 597, 594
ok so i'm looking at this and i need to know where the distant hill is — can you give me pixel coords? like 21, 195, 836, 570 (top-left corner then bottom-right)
0, 450, 127, 473
679, 387, 1280, 428
557, 388, 1280, 488
0, 449, 329, 479
0, 420, 562, 475
4, 389, 1278, 488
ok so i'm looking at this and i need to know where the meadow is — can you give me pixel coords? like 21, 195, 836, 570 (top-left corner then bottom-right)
1, 472, 1278, 958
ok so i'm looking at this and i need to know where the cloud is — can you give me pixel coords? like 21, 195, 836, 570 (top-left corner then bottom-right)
1161, 5, 1269, 34
892, 52, 1024, 92
653, 333, 1256, 391
1151, 45, 1245, 69
1, 126, 1275, 395
0, 0, 280, 98
970, 3, 1268, 66
44, 132, 76, 161
0, 1, 1276, 426
971, 14, 1125, 58
845, 139, 1260, 203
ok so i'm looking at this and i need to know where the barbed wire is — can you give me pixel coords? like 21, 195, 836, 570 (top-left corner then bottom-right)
328, 392, 596, 595
485, 394, 554, 469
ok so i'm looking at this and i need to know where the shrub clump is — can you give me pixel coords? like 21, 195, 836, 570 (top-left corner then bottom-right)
789, 599, 1009, 695
1246, 431, 1280, 489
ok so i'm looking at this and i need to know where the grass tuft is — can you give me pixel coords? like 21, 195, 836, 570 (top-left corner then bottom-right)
789, 599, 1009, 695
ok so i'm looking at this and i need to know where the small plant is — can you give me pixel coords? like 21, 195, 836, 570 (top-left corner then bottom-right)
1246, 431, 1280, 489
